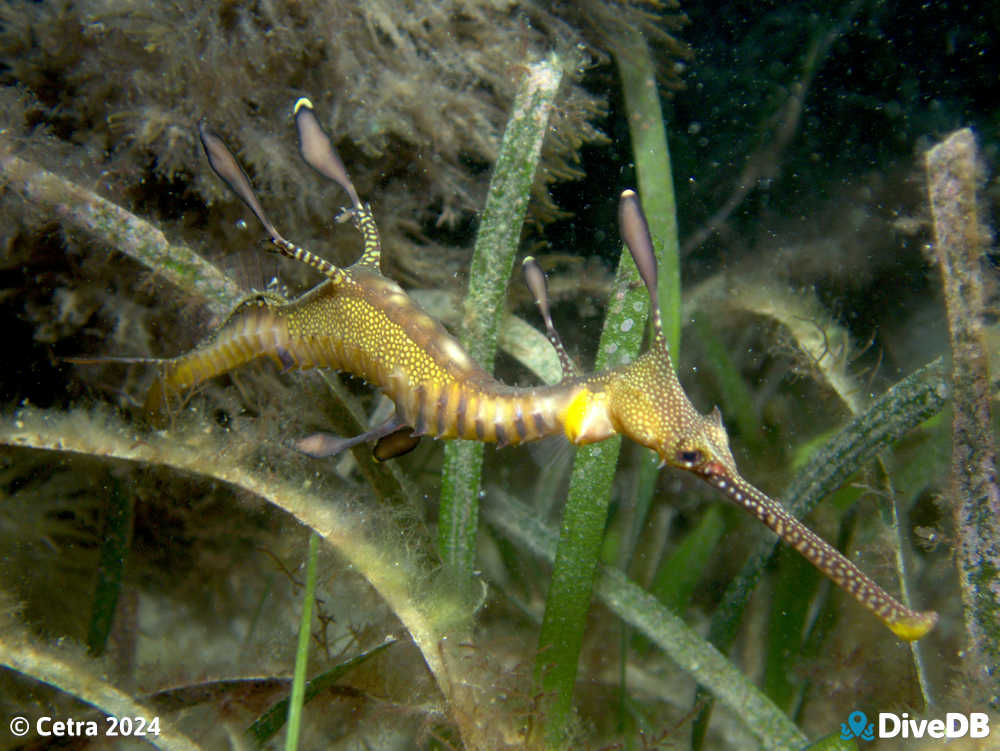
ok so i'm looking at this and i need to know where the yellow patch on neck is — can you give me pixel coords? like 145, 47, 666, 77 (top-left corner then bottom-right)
562, 387, 615, 445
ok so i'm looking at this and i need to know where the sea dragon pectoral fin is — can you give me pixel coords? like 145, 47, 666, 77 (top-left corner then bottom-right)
295, 415, 419, 460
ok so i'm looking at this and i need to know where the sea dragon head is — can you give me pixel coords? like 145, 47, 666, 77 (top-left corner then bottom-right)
606, 345, 738, 478
606, 191, 738, 478
603, 190, 936, 641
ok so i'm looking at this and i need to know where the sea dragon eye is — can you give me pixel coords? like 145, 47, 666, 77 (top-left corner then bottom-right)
677, 449, 703, 466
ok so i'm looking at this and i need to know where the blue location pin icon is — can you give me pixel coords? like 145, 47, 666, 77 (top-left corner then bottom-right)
848, 711, 868, 738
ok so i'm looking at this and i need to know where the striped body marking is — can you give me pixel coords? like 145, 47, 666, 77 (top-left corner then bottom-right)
139, 98, 937, 641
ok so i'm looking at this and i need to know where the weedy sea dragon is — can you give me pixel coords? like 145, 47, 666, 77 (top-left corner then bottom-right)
126, 97, 937, 640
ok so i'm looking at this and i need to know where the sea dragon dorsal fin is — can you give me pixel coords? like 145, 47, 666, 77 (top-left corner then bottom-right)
618, 189, 672, 364
522, 256, 579, 380
197, 121, 346, 285
198, 98, 385, 284
293, 98, 383, 273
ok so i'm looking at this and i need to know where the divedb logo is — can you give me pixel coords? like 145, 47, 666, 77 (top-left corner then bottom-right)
841, 709, 990, 741
880, 712, 990, 740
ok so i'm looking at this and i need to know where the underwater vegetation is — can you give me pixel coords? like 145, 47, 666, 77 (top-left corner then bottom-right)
1, 1, 998, 750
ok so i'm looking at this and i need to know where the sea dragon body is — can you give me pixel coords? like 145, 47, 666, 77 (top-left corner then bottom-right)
139, 97, 936, 641
146, 267, 601, 449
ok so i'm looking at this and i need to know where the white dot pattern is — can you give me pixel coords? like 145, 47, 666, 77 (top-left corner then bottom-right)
704, 469, 935, 637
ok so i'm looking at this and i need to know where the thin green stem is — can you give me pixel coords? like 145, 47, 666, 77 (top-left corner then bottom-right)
875, 458, 934, 708
284, 532, 318, 750
533, 37, 686, 745
534, 243, 648, 748
247, 639, 396, 745
650, 506, 727, 612
439, 53, 563, 574
612, 26, 685, 583
86, 475, 134, 656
